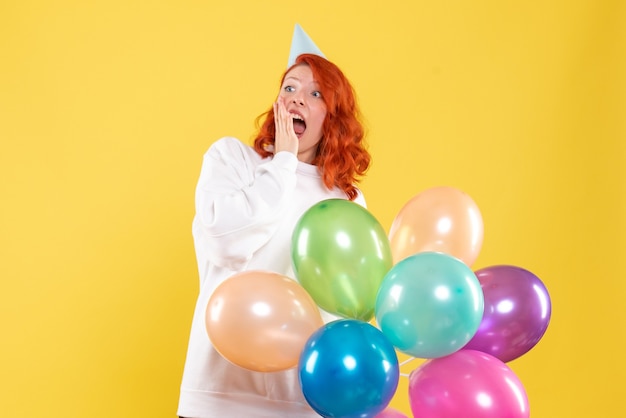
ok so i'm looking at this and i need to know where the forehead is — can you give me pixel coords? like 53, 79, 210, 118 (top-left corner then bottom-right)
283, 65, 318, 85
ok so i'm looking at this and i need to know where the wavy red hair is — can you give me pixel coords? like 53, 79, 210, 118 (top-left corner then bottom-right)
253, 54, 370, 200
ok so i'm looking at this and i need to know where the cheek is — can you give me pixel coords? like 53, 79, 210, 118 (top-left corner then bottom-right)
312, 108, 327, 128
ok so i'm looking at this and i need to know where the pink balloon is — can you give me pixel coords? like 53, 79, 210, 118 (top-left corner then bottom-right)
409, 350, 529, 418
376, 407, 408, 418
463, 265, 551, 362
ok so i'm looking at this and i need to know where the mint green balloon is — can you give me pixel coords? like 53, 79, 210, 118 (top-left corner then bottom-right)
375, 252, 484, 358
292, 199, 393, 321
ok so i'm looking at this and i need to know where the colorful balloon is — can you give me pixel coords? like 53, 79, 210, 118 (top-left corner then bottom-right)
292, 199, 393, 321
375, 252, 484, 358
463, 265, 552, 362
299, 319, 399, 418
388, 186, 484, 266
409, 350, 530, 417
205, 270, 323, 372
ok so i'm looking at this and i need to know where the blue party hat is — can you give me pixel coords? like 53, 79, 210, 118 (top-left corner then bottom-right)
287, 24, 325, 67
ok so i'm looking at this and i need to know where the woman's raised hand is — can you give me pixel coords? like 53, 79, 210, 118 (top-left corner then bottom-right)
273, 98, 299, 157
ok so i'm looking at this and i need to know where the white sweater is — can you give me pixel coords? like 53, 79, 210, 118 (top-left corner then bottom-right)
178, 137, 365, 417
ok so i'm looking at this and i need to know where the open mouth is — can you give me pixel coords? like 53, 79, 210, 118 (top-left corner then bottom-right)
291, 114, 306, 137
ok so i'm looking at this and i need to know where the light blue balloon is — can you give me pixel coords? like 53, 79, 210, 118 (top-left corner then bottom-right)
375, 252, 484, 359
298, 319, 399, 418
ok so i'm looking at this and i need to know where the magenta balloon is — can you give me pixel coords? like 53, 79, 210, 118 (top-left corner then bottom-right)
463, 265, 551, 362
409, 350, 530, 418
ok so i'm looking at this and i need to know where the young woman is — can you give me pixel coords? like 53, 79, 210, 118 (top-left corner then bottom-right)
177, 53, 370, 417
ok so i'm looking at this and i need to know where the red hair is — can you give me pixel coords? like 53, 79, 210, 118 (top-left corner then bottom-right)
253, 54, 370, 200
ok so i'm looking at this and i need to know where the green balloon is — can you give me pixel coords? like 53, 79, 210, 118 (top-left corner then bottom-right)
292, 199, 393, 321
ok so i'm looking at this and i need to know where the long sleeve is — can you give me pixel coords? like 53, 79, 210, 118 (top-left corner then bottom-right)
192, 137, 298, 273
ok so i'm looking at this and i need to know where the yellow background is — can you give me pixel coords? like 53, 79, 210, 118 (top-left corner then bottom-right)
1, 0, 624, 416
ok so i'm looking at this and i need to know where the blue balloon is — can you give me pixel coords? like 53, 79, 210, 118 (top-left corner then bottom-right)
298, 319, 399, 418
375, 252, 484, 359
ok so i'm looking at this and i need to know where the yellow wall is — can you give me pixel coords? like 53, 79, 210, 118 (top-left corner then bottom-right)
1, 0, 624, 416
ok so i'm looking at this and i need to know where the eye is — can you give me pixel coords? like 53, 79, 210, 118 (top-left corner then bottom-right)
284, 85, 295, 93
312, 91, 322, 98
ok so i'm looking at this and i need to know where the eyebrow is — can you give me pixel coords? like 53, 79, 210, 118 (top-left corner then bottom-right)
283, 76, 320, 88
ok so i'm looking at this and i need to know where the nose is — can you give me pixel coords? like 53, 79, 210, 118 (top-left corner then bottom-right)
292, 93, 304, 106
